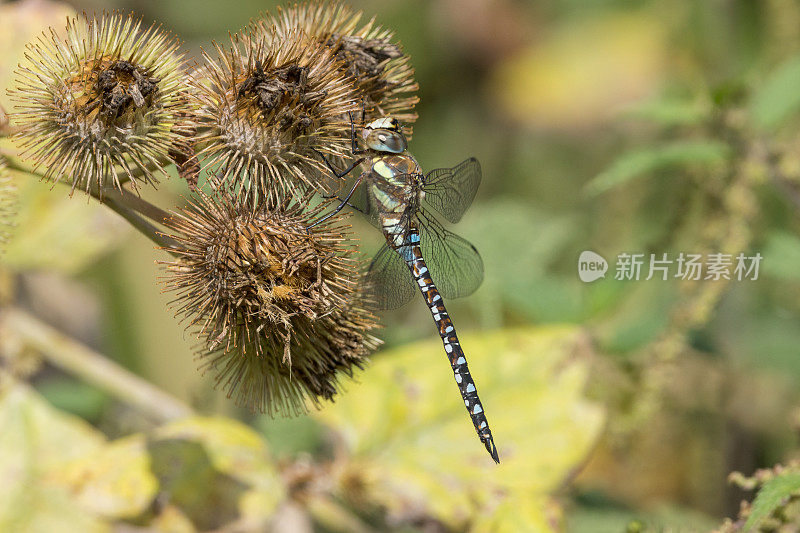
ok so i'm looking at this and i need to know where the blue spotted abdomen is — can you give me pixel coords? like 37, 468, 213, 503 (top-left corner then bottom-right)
393, 226, 499, 463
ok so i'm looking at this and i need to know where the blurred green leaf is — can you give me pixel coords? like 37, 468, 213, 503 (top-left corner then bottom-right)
584, 141, 730, 196
472, 494, 559, 533
711, 80, 749, 108
147, 438, 246, 530
726, 294, 800, 378
154, 417, 280, 488
750, 54, 800, 131
37, 379, 108, 421
152, 417, 284, 527
54, 417, 285, 531
148, 505, 196, 532
54, 435, 157, 519
256, 415, 326, 458
0, 381, 108, 532
5, 181, 128, 273
0, 382, 284, 531
315, 326, 605, 530
594, 281, 677, 354
57, 417, 284, 530
505, 275, 584, 323
762, 231, 800, 281
744, 472, 800, 530
621, 96, 709, 127
464, 200, 583, 323
567, 503, 719, 533
0, 153, 130, 274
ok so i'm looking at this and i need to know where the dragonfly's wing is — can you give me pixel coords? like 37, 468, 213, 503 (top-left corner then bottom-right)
321, 169, 380, 229
418, 211, 484, 299
331, 171, 385, 228
349, 174, 380, 227
366, 242, 416, 309
422, 158, 481, 224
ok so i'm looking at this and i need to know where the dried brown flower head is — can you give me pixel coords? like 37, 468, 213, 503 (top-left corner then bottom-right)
9, 12, 189, 196
160, 191, 380, 415
190, 28, 359, 206
253, 2, 419, 126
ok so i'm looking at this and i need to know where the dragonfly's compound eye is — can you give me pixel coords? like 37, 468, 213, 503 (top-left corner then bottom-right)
365, 128, 407, 153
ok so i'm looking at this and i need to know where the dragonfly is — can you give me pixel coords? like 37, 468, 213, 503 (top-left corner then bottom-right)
310, 115, 499, 463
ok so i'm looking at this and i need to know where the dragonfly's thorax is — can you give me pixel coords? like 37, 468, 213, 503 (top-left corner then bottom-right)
365, 153, 424, 245
369, 153, 422, 185
369, 155, 424, 207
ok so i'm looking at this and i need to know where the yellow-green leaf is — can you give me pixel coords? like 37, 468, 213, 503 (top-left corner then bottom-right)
762, 231, 800, 281
473, 494, 562, 533
0, 381, 108, 533
0, 161, 130, 273
750, 54, 800, 131
150, 505, 197, 533
620, 96, 710, 127
315, 326, 605, 529
153, 417, 285, 525
51, 435, 158, 519
154, 417, 281, 489
744, 472, 800, 531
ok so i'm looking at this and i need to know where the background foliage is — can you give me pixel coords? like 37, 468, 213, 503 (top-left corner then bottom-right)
2, 0, 800, 531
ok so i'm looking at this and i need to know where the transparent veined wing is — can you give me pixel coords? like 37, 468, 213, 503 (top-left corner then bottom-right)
318, 166, 381, 227
418, 211, 484, 299
422, 158, 481, 224
365, 242, 416, 309
349, 172, 380, 227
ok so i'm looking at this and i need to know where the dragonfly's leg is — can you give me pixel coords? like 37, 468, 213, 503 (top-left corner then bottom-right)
349, 107, 367, 155
320, 192, 364, 214
307, 176, 363, 231
313, 148, 365, 179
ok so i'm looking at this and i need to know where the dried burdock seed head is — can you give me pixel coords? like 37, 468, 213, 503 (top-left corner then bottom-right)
160, 190, 380, 415
191, 28, 359, 207
253, 2, 419, 128
9, 12, 189, 197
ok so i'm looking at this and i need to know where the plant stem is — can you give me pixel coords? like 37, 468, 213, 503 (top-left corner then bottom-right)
100, 193, 182, 252
103, 188, 174, 226
1, 307, 194, 422
0, 145, 182, 254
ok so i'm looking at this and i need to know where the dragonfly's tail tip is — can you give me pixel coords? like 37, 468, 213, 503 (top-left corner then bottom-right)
485, 438, 500, 464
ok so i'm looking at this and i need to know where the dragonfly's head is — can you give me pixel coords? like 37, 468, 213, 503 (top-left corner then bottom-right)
362, 117, 407, 153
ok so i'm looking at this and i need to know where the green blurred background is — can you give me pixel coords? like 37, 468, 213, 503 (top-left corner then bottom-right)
3, 0, 800, 531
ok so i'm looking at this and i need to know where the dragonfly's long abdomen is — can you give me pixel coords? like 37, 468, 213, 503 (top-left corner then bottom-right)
393, 227, 499, 463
